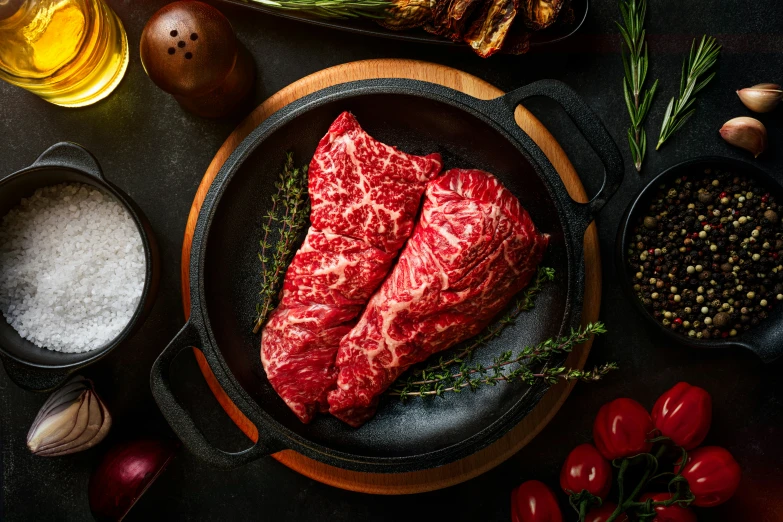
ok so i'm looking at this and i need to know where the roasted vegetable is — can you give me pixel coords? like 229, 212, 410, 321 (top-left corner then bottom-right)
521, 0, 566, 30
424, 0, 571, 57
378, 0, 434, 30
426, 0, 483, 40
464, 0, 519, 57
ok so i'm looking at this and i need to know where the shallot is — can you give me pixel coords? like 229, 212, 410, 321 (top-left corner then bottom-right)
27, 375, 111, 456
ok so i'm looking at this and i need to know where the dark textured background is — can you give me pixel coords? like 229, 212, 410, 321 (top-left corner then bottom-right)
1, 0, 782, 520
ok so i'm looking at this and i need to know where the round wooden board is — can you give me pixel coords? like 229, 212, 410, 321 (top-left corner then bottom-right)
181, 59, 601, 495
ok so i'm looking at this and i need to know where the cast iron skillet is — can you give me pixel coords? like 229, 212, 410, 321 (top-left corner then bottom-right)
215, 0, 588, 49
616, 156, 783, 363
151, 79, 623, 472
0, 143, 160, 391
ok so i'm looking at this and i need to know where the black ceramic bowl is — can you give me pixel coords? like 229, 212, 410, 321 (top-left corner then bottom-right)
0, 143, 160, 391
616, 156, 783, 363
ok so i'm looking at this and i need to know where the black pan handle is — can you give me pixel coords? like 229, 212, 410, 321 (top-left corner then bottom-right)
150, 322, 275, 469
502, 80, 624, 234
0, 355, 71, 392
31, 142, 106, 180
733, 325, 783, 363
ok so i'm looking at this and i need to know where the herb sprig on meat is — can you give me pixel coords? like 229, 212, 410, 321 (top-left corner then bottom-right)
389, 268, 616, 400
390, 322, 613, 399
253, 153, 310, 334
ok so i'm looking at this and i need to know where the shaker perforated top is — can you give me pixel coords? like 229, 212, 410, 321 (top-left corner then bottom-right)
140, 0, 238, 97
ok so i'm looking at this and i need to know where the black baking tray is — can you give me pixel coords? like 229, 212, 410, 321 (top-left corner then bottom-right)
215, 0, 588, 49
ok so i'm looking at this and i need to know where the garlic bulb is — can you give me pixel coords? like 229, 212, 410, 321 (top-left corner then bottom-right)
719, 117, 768, 158
736, 83, 782, 113
27, 376, 112, 456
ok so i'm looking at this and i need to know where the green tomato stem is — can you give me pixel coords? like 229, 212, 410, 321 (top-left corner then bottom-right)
578, 500, 589, 522
606, 445, 667, 522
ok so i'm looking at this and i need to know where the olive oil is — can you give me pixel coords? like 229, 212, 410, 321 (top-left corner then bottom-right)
0, 0, 128, 107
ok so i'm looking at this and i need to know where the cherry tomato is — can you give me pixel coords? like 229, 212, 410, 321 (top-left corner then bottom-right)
560, 444, 612, 499
652, 382, 712, 450
675, 446, 741, 507
638, 493, 697, 522
593, 398, 654, 460
511, 480, 563, 522
585, 503, 628, 522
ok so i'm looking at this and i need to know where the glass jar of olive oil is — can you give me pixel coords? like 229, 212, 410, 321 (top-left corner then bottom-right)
0, 0, 128, 107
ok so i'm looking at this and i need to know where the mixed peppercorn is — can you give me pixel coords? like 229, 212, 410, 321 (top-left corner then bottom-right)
627, 169, 783, 340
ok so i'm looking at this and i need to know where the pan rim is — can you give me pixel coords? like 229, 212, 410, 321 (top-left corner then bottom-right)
187, 79, 587, 471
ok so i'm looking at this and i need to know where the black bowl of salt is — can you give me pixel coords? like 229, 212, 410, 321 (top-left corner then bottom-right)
0, 143, 160, 391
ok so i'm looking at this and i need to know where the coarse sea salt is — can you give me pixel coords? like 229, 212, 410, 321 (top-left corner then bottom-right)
0, 183, 145, 353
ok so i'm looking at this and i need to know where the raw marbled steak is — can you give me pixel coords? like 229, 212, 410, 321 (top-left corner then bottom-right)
260, 112, 442, 423
328, 169, 549, 427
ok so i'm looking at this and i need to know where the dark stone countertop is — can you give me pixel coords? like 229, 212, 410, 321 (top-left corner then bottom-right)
1, 0, 782, 520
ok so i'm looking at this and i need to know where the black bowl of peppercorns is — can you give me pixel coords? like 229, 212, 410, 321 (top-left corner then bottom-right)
616, 157, 783, 363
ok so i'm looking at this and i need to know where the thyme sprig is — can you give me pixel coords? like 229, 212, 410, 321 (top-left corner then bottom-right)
415, 267, 555, 375
390, 322, 612, 399
617, 0, 658, 172
388, 266, 554, 397
252, 153, 310, 334
247, 0, 390, 19
656, 35, 721, 150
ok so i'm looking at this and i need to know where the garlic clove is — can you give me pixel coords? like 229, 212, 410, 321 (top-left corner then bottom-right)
27, 375, 112, 456
736, 83, 782, 113
720, 117, 768, 158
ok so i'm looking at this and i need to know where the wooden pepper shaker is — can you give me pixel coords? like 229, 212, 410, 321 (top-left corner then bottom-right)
140, 0, 253, 118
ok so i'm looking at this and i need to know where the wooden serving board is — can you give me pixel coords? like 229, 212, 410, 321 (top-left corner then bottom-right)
181, 59, 601, 495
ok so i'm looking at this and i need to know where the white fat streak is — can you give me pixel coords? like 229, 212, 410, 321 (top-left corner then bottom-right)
309, 247, 360, 290
345, 172, 534, 373
364, 243, 437, 368
322, 130, 414, 245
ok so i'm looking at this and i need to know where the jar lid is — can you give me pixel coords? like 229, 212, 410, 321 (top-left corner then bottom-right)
140, 0, 238, 97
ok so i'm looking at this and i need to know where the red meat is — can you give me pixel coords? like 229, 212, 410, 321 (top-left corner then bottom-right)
328, 169, 549, 427
260, 112, 442, 423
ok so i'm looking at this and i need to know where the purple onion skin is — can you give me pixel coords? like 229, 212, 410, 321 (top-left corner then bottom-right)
89, 439, 179, 521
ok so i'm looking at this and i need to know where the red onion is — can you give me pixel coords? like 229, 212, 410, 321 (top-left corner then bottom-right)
89, 438, 179, 521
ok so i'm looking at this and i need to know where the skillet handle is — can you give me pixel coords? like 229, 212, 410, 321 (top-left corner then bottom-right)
31, 142, 106, 181
503, 80, 624, 234
733, 326, 783, 363
150, 322, 275, 469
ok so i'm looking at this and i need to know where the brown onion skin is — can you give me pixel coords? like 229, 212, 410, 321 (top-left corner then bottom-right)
89, 438, 179, 521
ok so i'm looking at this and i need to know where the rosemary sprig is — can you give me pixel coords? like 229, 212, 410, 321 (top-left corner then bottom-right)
656, 35, 721, 150
390, 322, 612, 399
252, 153, 310, 334
247, 0, 390, 19
617, 0, 658, 172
